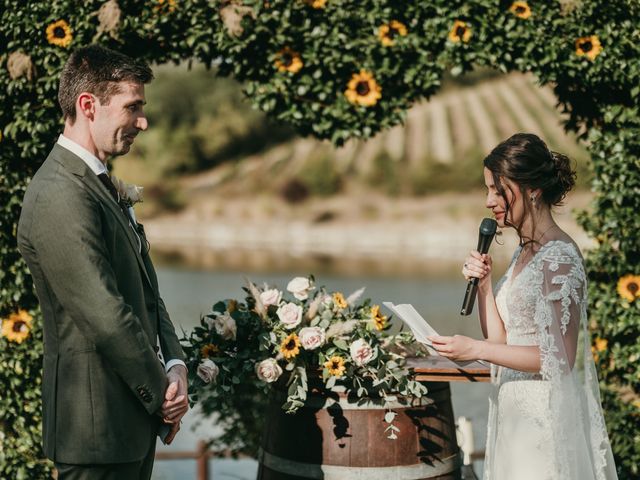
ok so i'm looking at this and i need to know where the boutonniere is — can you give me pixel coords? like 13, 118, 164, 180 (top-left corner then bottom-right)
110, 175, 143, 223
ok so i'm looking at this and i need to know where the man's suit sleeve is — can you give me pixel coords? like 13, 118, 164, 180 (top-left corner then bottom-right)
157, 296, 187, 367
28, 184, 167, 415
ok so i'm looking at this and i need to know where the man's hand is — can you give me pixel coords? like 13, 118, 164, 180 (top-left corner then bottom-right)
164, 421, 181, 445
160, 364, 188, 425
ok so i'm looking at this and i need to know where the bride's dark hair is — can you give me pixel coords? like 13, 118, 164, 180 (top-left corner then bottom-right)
483, 133, 576, 246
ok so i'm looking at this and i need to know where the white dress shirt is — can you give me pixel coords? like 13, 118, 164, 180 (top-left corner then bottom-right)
56, 135, 186, 374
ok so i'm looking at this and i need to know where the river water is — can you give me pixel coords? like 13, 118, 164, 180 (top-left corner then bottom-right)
151, 263, 493, 479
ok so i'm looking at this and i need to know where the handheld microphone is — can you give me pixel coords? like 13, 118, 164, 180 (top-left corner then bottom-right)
460, 217, 498, 316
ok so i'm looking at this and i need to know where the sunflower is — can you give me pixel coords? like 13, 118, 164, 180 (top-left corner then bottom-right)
333, 292, 348, 309
274, 47, 303, 74
617, 274, 640, 302
591, 337, 608, 361
575, 35, 602, 61
378, 20, 408, 47
324, 355, 346, 377
304, 0, 327, 8
154, 0, 177, 13
509, 1, 532, 19
280, 333, 301, 359
1, 310, 33, 344
448, 20, 471, 43
370, 305, 387, 331
46, 20, 73, 48
201, 344, 220, 358
344, 70, 382, 107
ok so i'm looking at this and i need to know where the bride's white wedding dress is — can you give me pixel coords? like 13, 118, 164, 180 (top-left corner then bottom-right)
483, 240, 618, 480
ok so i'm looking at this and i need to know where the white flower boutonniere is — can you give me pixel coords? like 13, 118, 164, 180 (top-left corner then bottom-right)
110, 175, 143, 222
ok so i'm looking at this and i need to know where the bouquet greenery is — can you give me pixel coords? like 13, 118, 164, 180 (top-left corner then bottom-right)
182, 275, 428, 454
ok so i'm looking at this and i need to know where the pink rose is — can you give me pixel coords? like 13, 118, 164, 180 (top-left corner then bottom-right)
260, 288, 282, 307
286, 277, 314, 300
197, 359, 219, 383
277, 302, 303, 329
350, 339, 376, 366
298, 327, 326, 350
256, 358, 283, 383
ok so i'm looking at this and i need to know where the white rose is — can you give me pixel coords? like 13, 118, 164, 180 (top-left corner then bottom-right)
298, 327, 326, 350
260, 288, 282, 307
197, 359, 219, 384
350, 339, 376, 366
277, 302, 303, 329
286, 276, 314, 300
205, 313, 237, 340
256, 358, 283, 383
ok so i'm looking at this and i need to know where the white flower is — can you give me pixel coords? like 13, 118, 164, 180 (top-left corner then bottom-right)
260, 288, 282, 307
110, 175, 143, 205
298, 327, 325, 350
350, 339, 376, 366
205, 313, 237, 340
197, 359, 219, 384
286, 276, 314, 300
255, 358, 283, 383
277, 302, 303, 329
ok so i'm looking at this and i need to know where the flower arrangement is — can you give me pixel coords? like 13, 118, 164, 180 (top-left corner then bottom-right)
183, 276, 428, 454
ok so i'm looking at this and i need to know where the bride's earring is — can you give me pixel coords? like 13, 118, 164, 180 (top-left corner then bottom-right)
531, 195, 537, 206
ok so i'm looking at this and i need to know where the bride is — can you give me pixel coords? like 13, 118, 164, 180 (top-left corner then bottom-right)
429, 133, 618, 480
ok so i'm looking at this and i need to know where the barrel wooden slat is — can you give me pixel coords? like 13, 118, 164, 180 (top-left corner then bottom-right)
259, 382, 461, 480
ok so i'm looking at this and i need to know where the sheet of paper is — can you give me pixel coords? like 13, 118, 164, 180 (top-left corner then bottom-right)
383, 302, 439, 346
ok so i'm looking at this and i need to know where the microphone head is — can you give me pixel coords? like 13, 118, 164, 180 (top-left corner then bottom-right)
479, 217, 498, 236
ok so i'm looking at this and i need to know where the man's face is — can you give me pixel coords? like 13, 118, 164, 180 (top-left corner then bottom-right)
90, 81, 148, 158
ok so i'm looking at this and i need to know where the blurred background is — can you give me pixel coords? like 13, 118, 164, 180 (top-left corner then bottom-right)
113, 63, 593, 479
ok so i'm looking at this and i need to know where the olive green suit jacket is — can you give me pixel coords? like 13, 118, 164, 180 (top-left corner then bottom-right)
17, 144, 185, 464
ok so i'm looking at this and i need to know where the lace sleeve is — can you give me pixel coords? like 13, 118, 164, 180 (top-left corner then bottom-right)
534, 243, 585, 379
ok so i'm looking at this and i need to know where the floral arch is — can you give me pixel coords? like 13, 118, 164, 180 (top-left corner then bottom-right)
0, 0, 638, 477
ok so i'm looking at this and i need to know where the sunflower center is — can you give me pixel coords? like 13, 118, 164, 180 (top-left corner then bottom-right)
387, 26, 399, 39
12, 320, 25, 332
628, 282, 639, 295
455, 26, 466, 38
356, 81, 370, 96
516, 6, 526, 14
285, 339, 296, 349
281, 53, 293, 67
331, 361, 339, 369
54, 26, 66, 38
580, 41, 593, 52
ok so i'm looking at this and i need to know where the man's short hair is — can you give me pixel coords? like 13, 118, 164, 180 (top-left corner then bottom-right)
58, 44, 153, 122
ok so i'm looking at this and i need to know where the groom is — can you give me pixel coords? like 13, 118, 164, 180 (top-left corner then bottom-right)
17, 45, 188, 479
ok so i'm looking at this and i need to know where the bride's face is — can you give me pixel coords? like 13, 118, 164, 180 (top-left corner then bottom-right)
484, 167, 525, 228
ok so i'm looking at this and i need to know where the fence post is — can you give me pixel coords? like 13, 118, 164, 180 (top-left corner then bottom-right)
196, 440, 209, 480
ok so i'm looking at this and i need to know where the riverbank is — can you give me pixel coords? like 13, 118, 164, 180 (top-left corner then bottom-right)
145, 190, 594, 276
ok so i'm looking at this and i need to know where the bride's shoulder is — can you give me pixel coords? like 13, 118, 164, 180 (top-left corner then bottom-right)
539, 237, 584, 270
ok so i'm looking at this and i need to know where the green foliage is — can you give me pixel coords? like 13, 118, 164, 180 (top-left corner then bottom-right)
1, 0, 639, 477
182, 280, 428, 455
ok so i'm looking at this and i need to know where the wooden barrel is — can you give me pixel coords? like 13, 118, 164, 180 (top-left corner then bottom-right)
257, 382, 461, 480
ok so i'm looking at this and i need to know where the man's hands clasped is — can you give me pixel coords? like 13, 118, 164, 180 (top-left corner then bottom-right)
160, 364, 188, 444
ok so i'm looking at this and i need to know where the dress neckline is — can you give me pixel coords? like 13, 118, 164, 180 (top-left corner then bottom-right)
508, 239, 576, 284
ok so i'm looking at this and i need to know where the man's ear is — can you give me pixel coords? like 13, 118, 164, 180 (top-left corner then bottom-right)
77, 93, 96, 120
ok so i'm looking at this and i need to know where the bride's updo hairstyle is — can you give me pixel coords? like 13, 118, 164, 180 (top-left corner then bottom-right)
483, 133, 576, 245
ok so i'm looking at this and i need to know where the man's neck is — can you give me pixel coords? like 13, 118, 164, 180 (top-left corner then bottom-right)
62, 124, 107, 165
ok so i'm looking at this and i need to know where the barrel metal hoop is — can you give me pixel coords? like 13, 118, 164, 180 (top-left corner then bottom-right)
258, 448, 462, 480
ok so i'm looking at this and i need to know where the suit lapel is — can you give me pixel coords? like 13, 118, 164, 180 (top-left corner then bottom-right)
53, 145, 154, 289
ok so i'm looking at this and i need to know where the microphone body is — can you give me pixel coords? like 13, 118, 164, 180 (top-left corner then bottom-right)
460, 218, 498, 316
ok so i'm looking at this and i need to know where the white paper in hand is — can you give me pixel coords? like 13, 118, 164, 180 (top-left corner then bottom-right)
382, 302, 439, 346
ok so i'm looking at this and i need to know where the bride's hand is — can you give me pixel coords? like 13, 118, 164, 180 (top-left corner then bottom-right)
428, 335, 483, 362
462, 250, 492, 291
